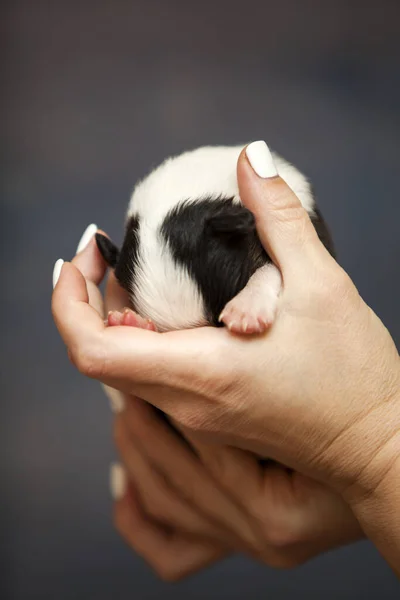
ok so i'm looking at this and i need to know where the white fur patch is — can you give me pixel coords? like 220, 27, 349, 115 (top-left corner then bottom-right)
130, 220, 207, 332
128, 145, 314, 222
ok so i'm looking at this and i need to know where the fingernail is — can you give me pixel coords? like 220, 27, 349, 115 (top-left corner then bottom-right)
102, 384, 125, 413
245, 141, 278, 178
52, 259, 64, 288
76, 223, 98, 254
110, 463, 127, 500
109, 393, 125, 414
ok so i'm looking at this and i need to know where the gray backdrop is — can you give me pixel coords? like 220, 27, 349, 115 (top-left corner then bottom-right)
2, 1, 399, 598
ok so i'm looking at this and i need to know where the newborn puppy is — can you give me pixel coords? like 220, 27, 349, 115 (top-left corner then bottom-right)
96, 145, 334, 334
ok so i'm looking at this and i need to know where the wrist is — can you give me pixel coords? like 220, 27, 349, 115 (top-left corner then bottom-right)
341, 395, 400, 508
345, 441, 400, 576
319, 383, 400, 506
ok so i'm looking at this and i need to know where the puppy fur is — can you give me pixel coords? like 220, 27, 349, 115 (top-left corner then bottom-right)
96, 145, 334, 333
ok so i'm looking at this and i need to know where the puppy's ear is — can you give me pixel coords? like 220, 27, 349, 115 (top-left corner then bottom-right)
206, 205, 256, 239
95, 233, 120, 268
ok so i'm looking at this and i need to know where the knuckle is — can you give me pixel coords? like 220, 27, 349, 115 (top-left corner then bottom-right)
255, 512, 303, 550
263, 525, 299, 549
304, 264, 355, 316
268, 193, 309, 227
264, 552, 305, 570
73, 337, 106, 379
154, 562, 185, 582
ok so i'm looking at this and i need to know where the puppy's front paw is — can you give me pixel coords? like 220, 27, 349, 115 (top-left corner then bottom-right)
219, 287, 279, 335
219, 292, 278, 334
219, 262, 282, 335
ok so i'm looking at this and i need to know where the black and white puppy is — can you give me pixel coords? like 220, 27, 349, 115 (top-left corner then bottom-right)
96, 145, 334, 334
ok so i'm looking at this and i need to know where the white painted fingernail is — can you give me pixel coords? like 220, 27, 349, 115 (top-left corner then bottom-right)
110, 463, 127, 500
76, 223, 97, 254
109, 394, 125, 414
246, 141, 278, 178
102, 384, 125, 413
52, 259, 64, 288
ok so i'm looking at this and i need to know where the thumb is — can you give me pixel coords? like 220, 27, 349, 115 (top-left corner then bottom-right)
237, 141, 326, 274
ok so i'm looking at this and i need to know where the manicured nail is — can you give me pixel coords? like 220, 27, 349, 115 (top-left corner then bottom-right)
52, 259, 64, 288
76, 223, 97, 254
102, 384, 125, 413
218, 311, 225, 322
246, 141, 278, 178
110, 463, 127, 500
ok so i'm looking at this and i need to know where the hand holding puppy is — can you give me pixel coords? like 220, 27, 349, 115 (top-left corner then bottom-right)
52, 143, 400, 574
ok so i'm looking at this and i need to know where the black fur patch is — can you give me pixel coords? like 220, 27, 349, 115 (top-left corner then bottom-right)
114, 215, 141, 294
161, 198, 269, 326
105, 198, 335, 328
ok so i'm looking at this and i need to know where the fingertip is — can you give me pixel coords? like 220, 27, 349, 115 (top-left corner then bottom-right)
72, 232, 108, 285
245, 141, 278, 179
110, 462, 127, 501
52, 258, 64, 289
76, 223, 98, 255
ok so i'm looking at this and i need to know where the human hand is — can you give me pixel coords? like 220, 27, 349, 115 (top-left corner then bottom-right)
52, 241, 362, 579
110, 393, 363, 580
101, 250, 363, 579
52, 142, 400, 505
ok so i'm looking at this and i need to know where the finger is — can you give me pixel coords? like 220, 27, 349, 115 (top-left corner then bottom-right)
53, 259, 224, 391
180, 433, 264, 505
52, 261, 160, 380
72, 225, 107, 284
52, 261, 106, 355
282, 471, 363, 547
72, 226, 108, 316
237, 142, 328, 274
114, 416, 238, 545
175, 441, 363, 564
119, 396, 262, 550
247, 465, 363, 564
105, 271, 130, 313
113, 475, 228, 581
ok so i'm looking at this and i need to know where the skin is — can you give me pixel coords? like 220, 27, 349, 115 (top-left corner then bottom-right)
106, 310, 363, 577
52, 147, 400, 577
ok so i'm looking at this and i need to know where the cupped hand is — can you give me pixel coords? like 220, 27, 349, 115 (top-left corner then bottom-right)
101, 247, 363, 580
110, 394, 363, 580
52, 144, 400, 506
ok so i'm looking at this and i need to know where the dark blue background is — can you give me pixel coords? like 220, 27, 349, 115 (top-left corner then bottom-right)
2, 1, 399, 598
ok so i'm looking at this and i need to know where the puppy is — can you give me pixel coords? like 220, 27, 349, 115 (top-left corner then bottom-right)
96, 145, 334, 335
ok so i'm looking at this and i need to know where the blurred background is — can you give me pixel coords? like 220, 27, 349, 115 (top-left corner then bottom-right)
1, 0, 400, 598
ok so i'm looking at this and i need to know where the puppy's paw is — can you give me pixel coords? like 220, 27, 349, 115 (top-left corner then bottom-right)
219, 287, 279, 335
